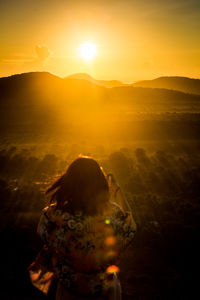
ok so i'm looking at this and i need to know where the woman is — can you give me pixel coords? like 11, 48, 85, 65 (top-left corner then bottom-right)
28, 156, 136, 299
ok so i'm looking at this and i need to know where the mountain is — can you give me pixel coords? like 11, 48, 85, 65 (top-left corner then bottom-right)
132, 76, 200, 95
1, 72, 200, 140
66, 73, 95, 82
67, 73, 127, 88
67, 74, 200, 94
1, 72, 200, 117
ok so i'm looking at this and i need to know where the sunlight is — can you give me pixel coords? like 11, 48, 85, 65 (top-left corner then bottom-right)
79, 42, 97, 61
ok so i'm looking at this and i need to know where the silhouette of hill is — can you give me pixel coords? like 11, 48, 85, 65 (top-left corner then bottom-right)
67, 74, 200, 94
1, 72, 200, 109
133, 76, 200, 95
67, 73, 127, 88
1, 72, 200, 140
1, 72, 200, 120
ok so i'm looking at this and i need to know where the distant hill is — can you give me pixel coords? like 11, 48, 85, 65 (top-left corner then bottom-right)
1, 72, 200, 140
67, 73, 127, 88
133, 76, 200, 95
1, 72, 200, 117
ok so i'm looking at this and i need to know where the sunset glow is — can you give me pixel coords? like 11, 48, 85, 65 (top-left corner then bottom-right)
0, 1, 199, 81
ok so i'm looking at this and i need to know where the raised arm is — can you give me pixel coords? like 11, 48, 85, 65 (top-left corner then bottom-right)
107, 173, 137, 230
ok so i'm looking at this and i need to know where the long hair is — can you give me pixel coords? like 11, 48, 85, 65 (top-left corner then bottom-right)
46, 156, 109, 215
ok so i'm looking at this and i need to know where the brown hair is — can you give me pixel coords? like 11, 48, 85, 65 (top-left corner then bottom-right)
46, 156, 109, 215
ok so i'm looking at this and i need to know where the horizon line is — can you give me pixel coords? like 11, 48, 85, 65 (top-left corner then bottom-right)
0, 71, 200, 83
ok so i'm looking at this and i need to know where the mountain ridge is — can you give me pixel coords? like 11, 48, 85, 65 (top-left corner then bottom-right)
133, 76, 200, 95
1, 71, 200, 111
1, 71, 200, 99
1, 72, 200, 94
66, 72, 127, 88
1, 71, 200, 140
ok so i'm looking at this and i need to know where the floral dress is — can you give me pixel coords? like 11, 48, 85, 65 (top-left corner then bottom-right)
28, 201, 136, 297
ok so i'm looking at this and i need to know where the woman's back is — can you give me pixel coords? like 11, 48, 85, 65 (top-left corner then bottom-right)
36, 201, 136, 296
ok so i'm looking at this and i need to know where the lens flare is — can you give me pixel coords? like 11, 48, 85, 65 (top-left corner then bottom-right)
105, 219, 111, 225
105, 236, 116, 246
106, 265, 120, 274
105, 250, 117, 258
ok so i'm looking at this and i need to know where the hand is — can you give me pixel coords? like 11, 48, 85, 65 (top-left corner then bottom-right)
107, 173, 120, 197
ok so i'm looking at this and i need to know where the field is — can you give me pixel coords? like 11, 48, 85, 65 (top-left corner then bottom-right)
1, 136, 200, 299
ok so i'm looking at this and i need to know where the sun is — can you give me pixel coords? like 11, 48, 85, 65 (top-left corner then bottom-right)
79, 42, 97, 62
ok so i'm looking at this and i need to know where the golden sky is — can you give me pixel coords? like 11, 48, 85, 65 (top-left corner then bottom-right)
0, 0, 200, 81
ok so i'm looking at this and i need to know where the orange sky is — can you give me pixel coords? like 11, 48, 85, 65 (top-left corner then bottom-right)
0, 0, 200, 81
